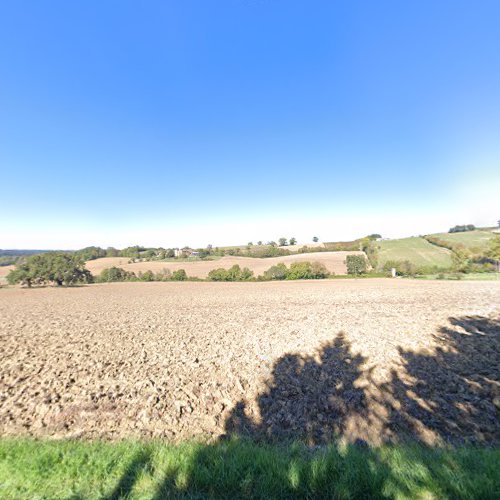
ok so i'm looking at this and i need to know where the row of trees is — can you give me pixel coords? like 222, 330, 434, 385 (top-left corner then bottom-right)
448, 224, 476, 233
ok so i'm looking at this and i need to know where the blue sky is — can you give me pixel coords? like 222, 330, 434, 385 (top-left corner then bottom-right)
1, 1, 499, 248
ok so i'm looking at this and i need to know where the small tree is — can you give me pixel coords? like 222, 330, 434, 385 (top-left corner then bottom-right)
278, 237, 288, 246
346, 255, 367, 275
486, 236, 500, 271
98, 266, 134, 282
289, 237, 297, 245
312, 236, 319, 243
257, 241, 263, 246
263, 263, 288, 280
7, 252, 92, 287
172, 269, 188, 281
451, 248, 471, 273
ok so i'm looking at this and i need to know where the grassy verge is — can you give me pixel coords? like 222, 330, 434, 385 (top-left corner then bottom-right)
415, 273, 500, 281
0, 438, 499, 499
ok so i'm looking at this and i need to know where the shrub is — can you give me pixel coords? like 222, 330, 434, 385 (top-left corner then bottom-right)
207, 265, 254, 281
382, 260, 416, 276
346, 255, 367, 275
171, 269, 188, 281
263, 263, 288, 280
286, 261, 329, 280
139, 270, 155, 282
97, 266, 135, 282
449, 224, 476, 233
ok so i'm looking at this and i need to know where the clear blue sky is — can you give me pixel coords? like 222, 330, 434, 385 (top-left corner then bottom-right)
1, 1, 499, 248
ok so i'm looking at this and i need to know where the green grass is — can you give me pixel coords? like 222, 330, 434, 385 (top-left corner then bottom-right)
429, 230, 496, 251
416, 272, 500, 281
0, 438, 499, 499
377, 237, 453, 269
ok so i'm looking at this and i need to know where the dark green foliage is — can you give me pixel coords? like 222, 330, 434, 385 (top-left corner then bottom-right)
171, 269, 188, 281
367, 234, 382, 239
207, 265, 254, 281
7, 252, 92, 287
286, 261, 329, 280
139, 270, 155, 281
278, 238, 287, 246
382, 260, 416, 276
97, 267, 135, 282
263, 263, 288, 280
75, 246, 107, 261
262, 261, 330, 280
449, 224, 476, 233
346, 255, 367, 275
289, 237, 297, 245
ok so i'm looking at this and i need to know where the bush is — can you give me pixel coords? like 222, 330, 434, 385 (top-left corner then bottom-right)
263, 263, 288, 280
97, 267, 135, 282
172, 269, 188, 281
207, 265, 254, 281
382, 260, 416, 277
346, 255, 367, 275
286, 261, 329, 280
449, 224, 476, 233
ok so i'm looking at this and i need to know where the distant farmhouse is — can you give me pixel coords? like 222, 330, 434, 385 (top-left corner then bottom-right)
174, 247, 199, 258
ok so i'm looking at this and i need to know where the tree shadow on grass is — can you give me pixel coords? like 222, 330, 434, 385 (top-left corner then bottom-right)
104, 447, 153, 500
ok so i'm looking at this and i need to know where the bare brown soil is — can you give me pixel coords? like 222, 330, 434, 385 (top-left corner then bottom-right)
1, 280, 499, 445
85, 251, 364, 278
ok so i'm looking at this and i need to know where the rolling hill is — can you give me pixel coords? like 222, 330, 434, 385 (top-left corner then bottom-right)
427, 230, 496, 252
85, 251, 366, 278
376, 237, 453, 270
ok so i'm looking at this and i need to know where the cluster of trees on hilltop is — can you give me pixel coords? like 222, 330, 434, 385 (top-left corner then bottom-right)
449, 224, 476, 233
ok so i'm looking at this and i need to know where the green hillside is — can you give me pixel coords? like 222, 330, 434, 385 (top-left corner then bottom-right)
428, 230, 496, 252
376, 237, 453, 269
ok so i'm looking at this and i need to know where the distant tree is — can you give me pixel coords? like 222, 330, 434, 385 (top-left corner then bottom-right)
105, 247, 119, 257
268, 241, 277, 247
7, 252, 92, 287
289, 237, 297, 245
312, 236, 319, 243
449, 225, 476, 233
497, 220, 500, 228
171, 269, 188, 281
278, 238, 288, 246
346, 255, 367, 275
207, 265, 253, 282
97, 266, 134, 282
367, 234, 382, 240
207, 244, 213, 250
165, 249, 175, 258
286, 261, 329, 280
257, 241, 263, 246
76, 246, 107, 261
247, 242, 253, 246
451, 248, 471, 273
263, 263, 288, 280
